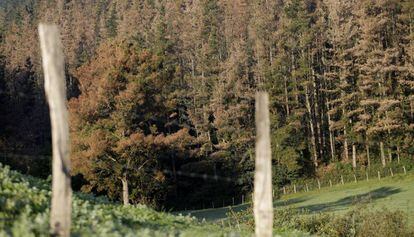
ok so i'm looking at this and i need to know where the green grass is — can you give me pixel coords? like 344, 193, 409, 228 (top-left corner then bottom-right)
0, 163, 246, 236
5, 161, 412, 236
0, 163, 308, 236
180, 172, 414, 226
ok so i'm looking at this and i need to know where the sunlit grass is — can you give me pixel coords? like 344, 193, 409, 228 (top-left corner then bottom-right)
182, 172, 414, 226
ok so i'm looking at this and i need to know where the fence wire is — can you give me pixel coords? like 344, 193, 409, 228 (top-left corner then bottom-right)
1, 151, 411, 211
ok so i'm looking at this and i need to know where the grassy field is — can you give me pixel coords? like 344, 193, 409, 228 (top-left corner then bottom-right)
179, 172, 414, 226
3, 162, 413, 236
1, 163, 312, 236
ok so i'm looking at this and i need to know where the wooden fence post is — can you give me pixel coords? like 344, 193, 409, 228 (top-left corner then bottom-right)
39, 24, 71, 237
254, 92, 273, 237
293, 184, 297, 193
403, 166, 407, 175
317, 179, 321, 190
366, 172, 369, 181
390, 168, 394, 177
378, 171, 381, 180
354, 174, 357, 183
306, 183, 309, 192
341, 175, 344, 185
283, 186, 286, 195
329, 180, 332, 187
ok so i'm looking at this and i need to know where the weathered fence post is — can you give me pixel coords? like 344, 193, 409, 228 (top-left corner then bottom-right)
305, 183, 309, 192
354, 174, 357, 183
390, 168, 394, 177
329, 180, 332, 187
293, 184, 297, 193
403, 166, 407, 175
341, 175, 344, 185
317, 179, 321, 190
283, 186, 286, 195
378, 171, 381, 180
366, 172, 369, 181
39, 24, 71, 237
254, 92, 273, 237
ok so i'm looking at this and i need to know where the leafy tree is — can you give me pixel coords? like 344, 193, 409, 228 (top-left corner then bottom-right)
70, 41, 195, 207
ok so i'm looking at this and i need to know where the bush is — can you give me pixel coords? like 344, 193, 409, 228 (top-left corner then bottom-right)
295, 207, 414, 236
228, 205, 414, 237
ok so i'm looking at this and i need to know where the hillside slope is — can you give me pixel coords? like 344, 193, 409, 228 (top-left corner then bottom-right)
0, 163, 310, 236
182, 172, 414, 226
0, 163, 243, 236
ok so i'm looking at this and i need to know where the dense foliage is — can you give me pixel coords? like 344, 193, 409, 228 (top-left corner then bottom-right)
0, 0, 413, 208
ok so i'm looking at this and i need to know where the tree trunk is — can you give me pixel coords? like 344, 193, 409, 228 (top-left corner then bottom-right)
343, 128, 349, 161
327, 105, 336, 161
388, 147, 392, 163
329, 128, 335, 161
305, 86, 318, 167
312, 68, 323, 161
284, 76, 290, 116
121, 174, 129, 206
380, 141, 386, 167
291, 53, 299, 104
352, 144, 357, 168
191, 57, 195, 78
366, 141, 370, 167
269, 46, 273, 65
397, 146, 400, 164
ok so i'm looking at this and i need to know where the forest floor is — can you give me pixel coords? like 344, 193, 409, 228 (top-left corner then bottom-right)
179, 172, 414, 226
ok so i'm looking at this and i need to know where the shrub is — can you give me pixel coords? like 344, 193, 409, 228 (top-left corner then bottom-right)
228, 204, 414, 237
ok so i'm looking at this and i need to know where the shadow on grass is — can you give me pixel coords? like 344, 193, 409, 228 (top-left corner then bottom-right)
177, 187, 401, 221
274, 196, 311, 208
299, 187, 401, 212
184, 203, 252, 221
180, 197, 311, 221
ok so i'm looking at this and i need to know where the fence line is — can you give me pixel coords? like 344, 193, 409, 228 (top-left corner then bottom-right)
1, 151, 410, 212
1, 150, 411, 212
282, 165, 409, 195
